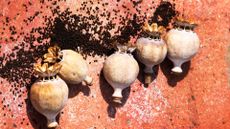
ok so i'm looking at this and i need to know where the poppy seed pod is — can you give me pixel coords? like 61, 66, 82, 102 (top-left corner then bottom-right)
136, 22, 167, 84
43, 46, 93, 85
165, 18, 200, 73
103, 45, 139, 103
30, 62, 68, 128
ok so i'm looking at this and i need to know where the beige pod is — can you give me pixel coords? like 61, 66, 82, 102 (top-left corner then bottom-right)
136, 22, 167, 84
30, 63, 68, 128
58, 49, 93, 85
103, 51, 139, 103
165, 19, 200, 73
136, 38, 167, 73
43, 46, 93, 85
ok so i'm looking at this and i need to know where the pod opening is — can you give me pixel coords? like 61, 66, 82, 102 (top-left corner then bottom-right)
140, 22, 165, 40
140, 31, 161, 40
41, 75, 58, 81
173, 20, 197, 31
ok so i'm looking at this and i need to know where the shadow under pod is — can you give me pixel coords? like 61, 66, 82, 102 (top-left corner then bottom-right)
99, 70, 130, 118
25, 76, 61, 129
160, 57, 190, 87
137, 63, 159, 88
67, 83, 90, 98
133, 51, 159, 88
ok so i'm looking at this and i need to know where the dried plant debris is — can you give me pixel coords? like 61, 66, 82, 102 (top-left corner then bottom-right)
0, 1, 178, 125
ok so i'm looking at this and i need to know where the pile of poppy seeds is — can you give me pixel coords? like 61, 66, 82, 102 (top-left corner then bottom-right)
0, 0, 177, 127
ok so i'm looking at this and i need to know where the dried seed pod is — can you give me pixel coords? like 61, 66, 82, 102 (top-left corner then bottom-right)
136, 22, 167, 84
44, 46, 93, 85
58, 50, 93, 85
165, 18, 200, 73
30, 62, 68, 128
103, 46, 139, 103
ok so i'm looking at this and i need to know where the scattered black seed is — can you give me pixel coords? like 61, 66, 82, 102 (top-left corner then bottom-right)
191, 95, 196, 100
149, 1, 178, 27
0, 1, 178, 127
13, 123, 17, 128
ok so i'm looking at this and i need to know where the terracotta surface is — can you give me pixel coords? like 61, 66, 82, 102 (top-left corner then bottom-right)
0, 0, 230, 129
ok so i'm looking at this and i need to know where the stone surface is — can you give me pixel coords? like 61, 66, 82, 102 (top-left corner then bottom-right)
0, 0, 230, 129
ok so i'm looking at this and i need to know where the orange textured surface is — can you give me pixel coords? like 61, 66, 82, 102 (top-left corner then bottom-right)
0, 0, 230, 129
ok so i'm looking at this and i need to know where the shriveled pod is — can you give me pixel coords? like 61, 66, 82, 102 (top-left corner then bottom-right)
30, 62, 68, 128
44, 46, 93, 85
136, 22, 167, 84
165, 18, 200, 73
103, 45, 139, 103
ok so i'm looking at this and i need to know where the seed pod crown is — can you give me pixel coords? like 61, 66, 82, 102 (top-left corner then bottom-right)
143, 22, 165, 34
43, 45, 62, 63
34, 61, 62, 77
174, 17, 197, 30
141, 22, 165, 39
